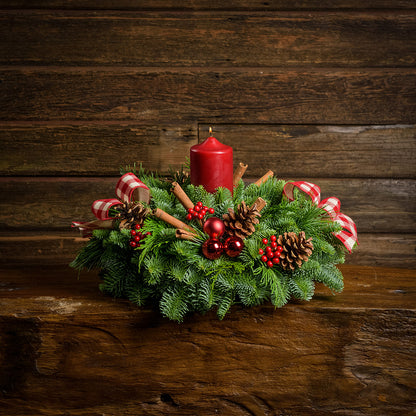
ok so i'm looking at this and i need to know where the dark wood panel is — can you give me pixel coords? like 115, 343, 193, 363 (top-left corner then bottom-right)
2, 123, 415, 178
201, 124, 416, 178
1, 11, 415, 67
1, 232, 414, 268
0, 123, 197, 175
347, 233, 416, 268
0, 177, 414, 233
1, 69, 415, 124
1, 0, 415, 10
0, 265, 414, 415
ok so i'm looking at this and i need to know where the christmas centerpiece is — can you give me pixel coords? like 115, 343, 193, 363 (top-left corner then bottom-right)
71, 128, 358, 322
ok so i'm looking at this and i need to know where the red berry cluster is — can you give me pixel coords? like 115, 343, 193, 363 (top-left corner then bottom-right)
186, 201, 215, 221
259, 235, 283, 268
129, 224, 151, 248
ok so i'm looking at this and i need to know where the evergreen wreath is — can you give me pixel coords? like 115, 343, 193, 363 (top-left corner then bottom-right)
71, 164, 356, 322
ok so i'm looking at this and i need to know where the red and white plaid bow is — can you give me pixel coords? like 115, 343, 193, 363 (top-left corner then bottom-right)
91, 173, 150, 220
72, 173, 150, 237
283, 181, 358, 252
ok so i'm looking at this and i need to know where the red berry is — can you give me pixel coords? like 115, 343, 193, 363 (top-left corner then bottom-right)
270, 235, 277, 242
277, 245, 283, 252
208, 207, 215, 214
129, 241, 137, 248
265, 246, 272, 252
261, 255, 268, 262
135, 224, 141, 230
193, 211, 199, 218
188, 208, 194, 214
134, 235, 141, 242
194, 205, 201, 212
258, 248, 264, 255
146, 232, 151, 236
271, 241, 278, 249
201, 209, 207, 216
272, 257, 280, 264
186, 214, 193, 220
203, 206, 208, 210
267, 251, 274, 259
198, 212, 204, 219
267, 261, 273, 268
196, 201, 203, 207
262, 238, 268, 245
273, 250, 281, 257
130, 230, 137, 236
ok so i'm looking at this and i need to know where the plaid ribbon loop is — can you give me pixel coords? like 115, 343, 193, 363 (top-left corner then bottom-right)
72, 173, 150, 237
91, 173, 150, 220
283, 181, 358, 252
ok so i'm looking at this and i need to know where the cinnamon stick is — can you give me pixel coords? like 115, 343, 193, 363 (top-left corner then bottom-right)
171, 181, 194, 211
153, 208, 196, 233
254, 170, 274, 186
233, 162, 248, 186
175, 228, 198, 241
250, 197, 267, 212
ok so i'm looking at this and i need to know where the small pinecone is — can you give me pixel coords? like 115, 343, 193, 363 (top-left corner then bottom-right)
222, 201, 261, 239
113, 201, 149, 230
278, 231, 313, 271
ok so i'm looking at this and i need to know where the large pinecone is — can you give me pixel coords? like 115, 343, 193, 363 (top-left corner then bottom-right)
113, 201, 149, 230
222, 201, 261, 239
278, 231, 313, 271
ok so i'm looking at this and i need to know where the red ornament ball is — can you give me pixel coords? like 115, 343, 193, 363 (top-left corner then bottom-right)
203, 217, 225, 238
224, 236, 244, 257
202, 238, 223, 260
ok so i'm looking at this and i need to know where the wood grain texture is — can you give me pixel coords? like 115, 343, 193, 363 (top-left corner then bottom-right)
0, 264, 414, 415
1, 11, 415, 67
200, 124, 416, 178
0, 123, 197, 175
2, 123, 415, 177
1, 0, 416, 10
1, 68, 415, 124
0, 232, 414, 268
0, 177, 414, 233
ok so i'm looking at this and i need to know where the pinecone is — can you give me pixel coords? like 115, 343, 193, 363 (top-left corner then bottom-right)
113, 201, 149, 230
278, 231, 313, 271
222, 201, 261, 239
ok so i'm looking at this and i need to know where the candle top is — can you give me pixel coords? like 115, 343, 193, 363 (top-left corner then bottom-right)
191, 136, 232, 154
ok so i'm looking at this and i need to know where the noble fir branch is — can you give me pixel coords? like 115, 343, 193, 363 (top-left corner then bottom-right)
160, 286, 189, 323
216, 290, 235, 320
70, 237, 104, 271
289, 271, 315, 301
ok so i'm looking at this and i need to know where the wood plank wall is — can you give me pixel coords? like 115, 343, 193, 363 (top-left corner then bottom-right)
0, 1, 415, 268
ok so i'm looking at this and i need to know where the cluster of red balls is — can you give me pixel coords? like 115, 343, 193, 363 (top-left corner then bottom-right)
129, 224, 151, 248
259, 235, 283, 268
186, 201, 215, 221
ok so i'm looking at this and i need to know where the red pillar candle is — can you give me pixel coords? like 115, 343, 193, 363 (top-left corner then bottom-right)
190, 128, 233, 193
